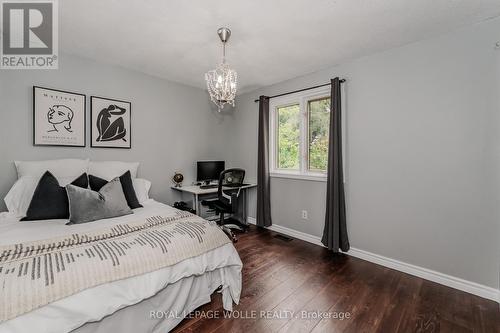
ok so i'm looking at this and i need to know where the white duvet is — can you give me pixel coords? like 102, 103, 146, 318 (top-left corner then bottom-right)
0, 200, 242, 333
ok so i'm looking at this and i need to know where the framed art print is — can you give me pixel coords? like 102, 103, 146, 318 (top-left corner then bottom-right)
33, 86, 86, 147
91, 96, 131, 149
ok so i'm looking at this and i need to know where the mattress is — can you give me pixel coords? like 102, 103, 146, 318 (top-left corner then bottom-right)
0, 200, 242, 333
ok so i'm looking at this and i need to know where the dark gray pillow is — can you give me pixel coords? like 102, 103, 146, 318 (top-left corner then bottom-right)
21, 171, 89, 221
66, 178, 133, 225
89, 171, 143, 209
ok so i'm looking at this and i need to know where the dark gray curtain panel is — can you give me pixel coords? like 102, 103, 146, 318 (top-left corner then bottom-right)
322, 78, 350, 252
257, 96, 272, 227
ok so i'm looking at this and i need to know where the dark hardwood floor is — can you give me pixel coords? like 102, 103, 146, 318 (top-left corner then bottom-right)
172, 226, 499, 333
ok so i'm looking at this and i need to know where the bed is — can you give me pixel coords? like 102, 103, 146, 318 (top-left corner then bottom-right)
0, 199, 243, 333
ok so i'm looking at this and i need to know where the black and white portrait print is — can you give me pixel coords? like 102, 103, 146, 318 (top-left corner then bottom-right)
48, 105, 74, 133
91, 96, 131, 148
33, 87, 86, 147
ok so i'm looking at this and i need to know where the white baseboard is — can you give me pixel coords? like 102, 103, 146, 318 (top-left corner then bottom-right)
248, 217, 324, 247
247, 217, 499, 303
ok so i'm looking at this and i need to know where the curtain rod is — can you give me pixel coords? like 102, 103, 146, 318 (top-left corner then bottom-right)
253, 79, 345, 103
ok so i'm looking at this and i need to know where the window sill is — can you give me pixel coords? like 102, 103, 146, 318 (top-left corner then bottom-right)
270, 172, 327, 182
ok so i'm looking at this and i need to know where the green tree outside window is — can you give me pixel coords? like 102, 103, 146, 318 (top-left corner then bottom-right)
308, 97, 330, 172
277, 104, 300, 169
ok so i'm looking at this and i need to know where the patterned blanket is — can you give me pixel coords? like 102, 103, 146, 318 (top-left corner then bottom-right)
0, 211, 231, 322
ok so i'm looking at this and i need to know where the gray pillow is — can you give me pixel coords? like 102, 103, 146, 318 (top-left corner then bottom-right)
66, 177, 133, 224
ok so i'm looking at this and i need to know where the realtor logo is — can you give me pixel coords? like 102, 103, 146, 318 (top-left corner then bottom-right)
1, 0, 58, 69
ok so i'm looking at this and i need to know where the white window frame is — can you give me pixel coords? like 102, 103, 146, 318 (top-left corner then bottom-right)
269, 86, 331, 182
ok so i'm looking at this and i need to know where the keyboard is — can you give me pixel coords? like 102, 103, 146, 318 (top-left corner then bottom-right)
200, 183, 250, 189
199, 184, 218, 189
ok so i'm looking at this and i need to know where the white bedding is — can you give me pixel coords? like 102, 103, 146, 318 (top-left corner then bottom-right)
0, 200, 242, 333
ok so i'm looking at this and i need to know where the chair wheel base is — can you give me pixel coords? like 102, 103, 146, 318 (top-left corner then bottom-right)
221, 226, 238, 243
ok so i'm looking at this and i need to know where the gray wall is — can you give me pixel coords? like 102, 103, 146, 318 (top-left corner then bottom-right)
0, 53, 231, 210
229, 18, 500, 289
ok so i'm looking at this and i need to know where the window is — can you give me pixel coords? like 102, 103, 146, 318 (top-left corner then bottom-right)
270, 87, 331, 181
277, 104, 300, 170
308, 97, 330, 172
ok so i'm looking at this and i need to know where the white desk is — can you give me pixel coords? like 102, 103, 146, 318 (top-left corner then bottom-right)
171, 184, 257, 222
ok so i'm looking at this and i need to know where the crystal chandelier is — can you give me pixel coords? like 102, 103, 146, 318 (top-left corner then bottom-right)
205, 27, 238, 111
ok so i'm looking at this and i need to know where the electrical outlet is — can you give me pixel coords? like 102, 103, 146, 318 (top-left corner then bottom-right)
301, 210, 308, 220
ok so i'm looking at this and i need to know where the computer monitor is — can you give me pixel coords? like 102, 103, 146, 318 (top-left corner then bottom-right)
197, 161, 225, 183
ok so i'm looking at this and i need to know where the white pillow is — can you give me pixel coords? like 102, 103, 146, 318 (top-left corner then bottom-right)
89, 161, 139, 181
15, 159, 89, 186
133, 178, 151, 204
4, 177, 39, 217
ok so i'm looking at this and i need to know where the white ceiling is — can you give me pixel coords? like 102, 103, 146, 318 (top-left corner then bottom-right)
61, 0, 500, 93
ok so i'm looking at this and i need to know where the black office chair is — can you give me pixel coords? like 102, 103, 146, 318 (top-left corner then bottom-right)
201, 168, 247, 242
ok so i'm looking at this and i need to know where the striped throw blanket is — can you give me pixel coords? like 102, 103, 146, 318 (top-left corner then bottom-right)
0, 211, 231, 322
